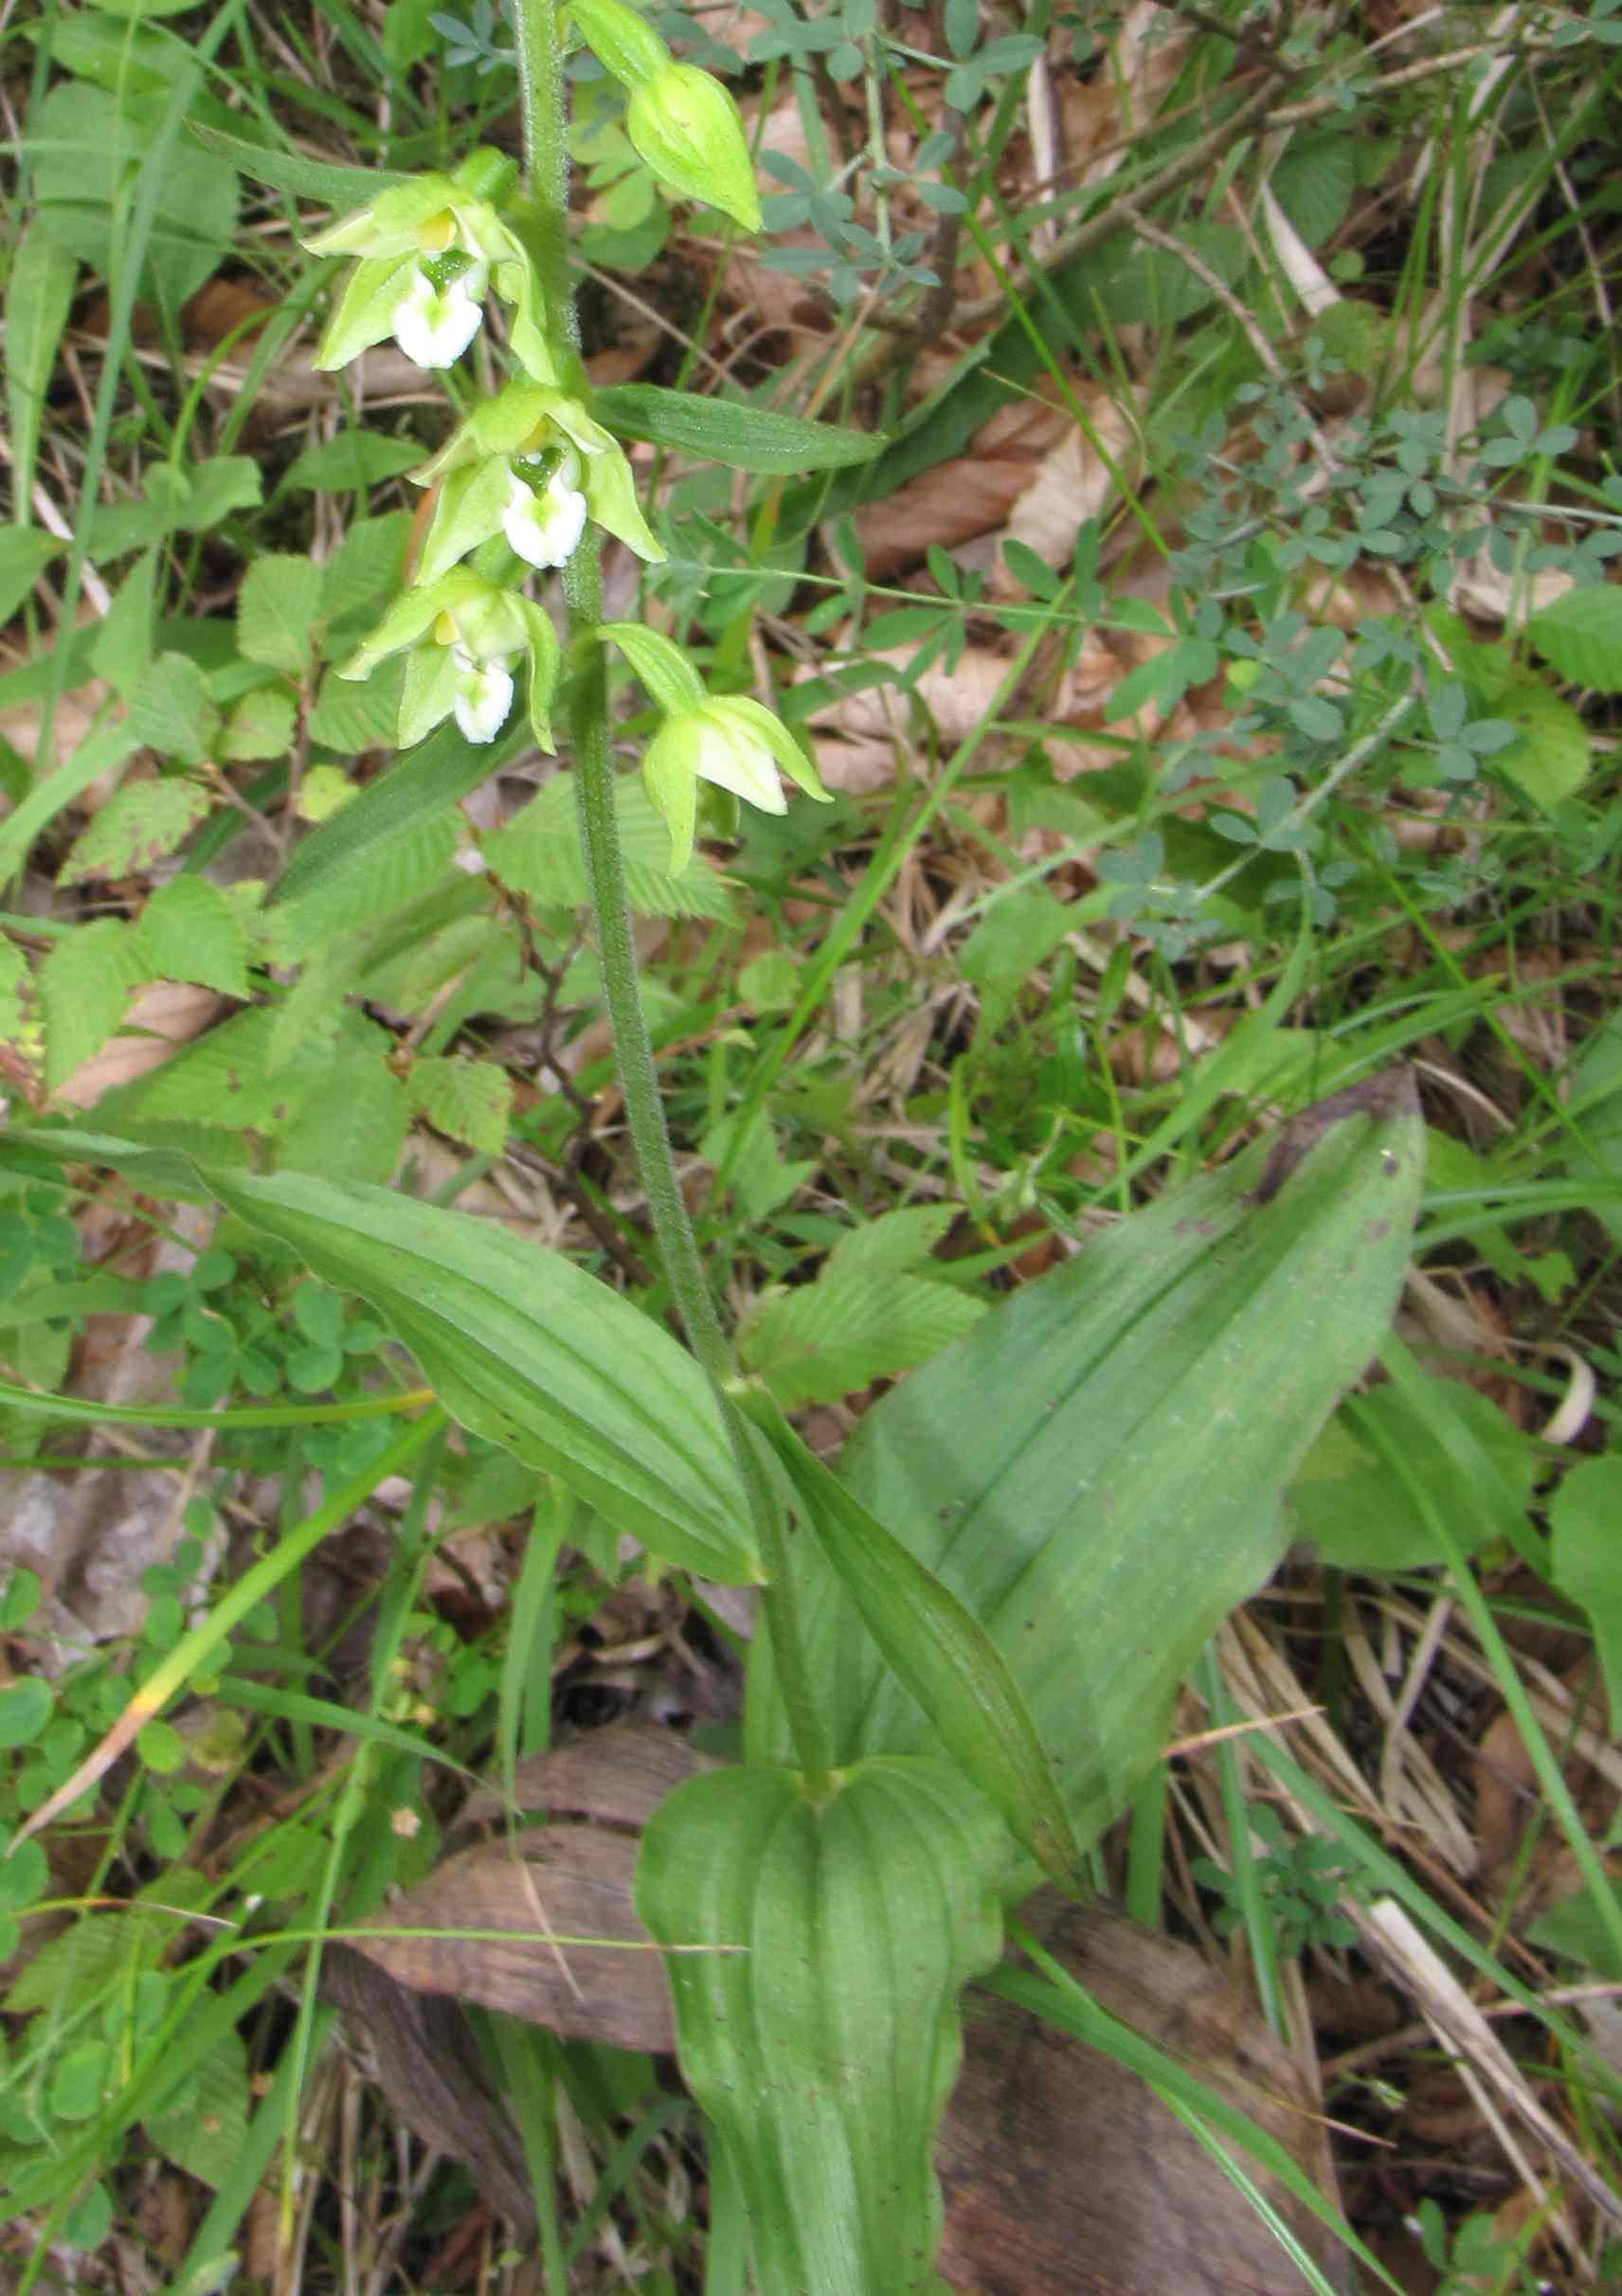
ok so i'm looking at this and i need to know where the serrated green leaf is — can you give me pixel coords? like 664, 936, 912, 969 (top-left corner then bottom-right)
237, 553, 324, 675
222, 685, 295, 761
1490, 677, 1590, 807
39, 920, 148, 1091
136, 875, 249, 996
594, 383, 885, 473
127, 652, 220, 764
306, 655, 406, 750
3, 1874, 207, 2013
748, 1073, 1423, 1857
1527, 585, 1622, 691
5, 224, 78, 513
182, 456, 263, 531
282, 431, 424, 492
144, 2026, 248, 2189
638, 1758, 1004, 2296
740, 1225, 984, 1406
273, 1058, 409, 1184
202, 1166, 758, 1580
0, 527, 63, 626
406, 1055, 513, 1156
268, 813, 461, 960
1268, 134, 1355, 247
484, 772, 734, 921
317, 511, 413, 633
57, 777, 213, 884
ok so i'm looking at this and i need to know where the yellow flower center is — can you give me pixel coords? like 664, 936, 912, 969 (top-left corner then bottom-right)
415, 209, 459, 255
433, 608, 461, 648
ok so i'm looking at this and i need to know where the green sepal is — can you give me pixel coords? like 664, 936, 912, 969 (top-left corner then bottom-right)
495, 257, 558, 384
509, 596, 561, 751
314, 252, 417, 371
641, 718, 700, 874
712, 694, 828, 803
304, 174, 460, 260
337, 572, 460, 682
595, 383, 886, 474
397, 644, 460, 748
600, 621, 707, 715
625, 63, 764, 233
418, 457, 514, 585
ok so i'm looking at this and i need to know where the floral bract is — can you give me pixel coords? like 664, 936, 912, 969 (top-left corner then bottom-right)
412, 385, 663, 582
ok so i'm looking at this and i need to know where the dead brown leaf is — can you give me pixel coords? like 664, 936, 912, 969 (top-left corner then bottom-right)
937, 1890, 1352, 2296
852, 392, 1072, 581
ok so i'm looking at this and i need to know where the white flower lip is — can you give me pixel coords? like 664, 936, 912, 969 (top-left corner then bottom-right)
501, 468, 589, 570
392, 265, 488, 368
451, 646, 515, 744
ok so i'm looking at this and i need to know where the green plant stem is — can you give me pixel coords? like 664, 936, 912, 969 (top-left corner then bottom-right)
507, 0, 829, 1790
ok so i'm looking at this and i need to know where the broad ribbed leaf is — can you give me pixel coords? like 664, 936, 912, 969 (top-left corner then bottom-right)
204, 1168, 758, 1582
747, 1071, 1423, 1849
638, 1759, 1004, 2296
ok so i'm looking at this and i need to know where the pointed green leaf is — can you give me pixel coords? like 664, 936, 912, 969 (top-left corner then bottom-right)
127, 653, 220, 765
268, 716, 520, 911
1527, 585, 1622, 691
748, 1073, 1423, 1853
238, 553, 325, 676
1547, 1456, 1622, 1733
188, 122, 410, 206
746, 1399, 1083, 1890
595, 383, 885, 473
137, 875, 249, 996
0, 527, 63, 627
5, 225, 79, 515
201, 1167, 758, 1581
638, 1758, 1004, 2296
39, 921, 149, 1093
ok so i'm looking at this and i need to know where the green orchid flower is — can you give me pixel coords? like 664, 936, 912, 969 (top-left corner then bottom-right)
411, 384, 664, 583
339, 569, 561, 751
302, 149, 555, 378
600, 623, 829, 870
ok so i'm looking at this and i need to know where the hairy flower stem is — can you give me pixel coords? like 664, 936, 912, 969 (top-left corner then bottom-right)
510, 0, 829, 1789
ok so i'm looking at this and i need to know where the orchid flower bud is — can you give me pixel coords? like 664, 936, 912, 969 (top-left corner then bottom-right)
625, 63, 764, 233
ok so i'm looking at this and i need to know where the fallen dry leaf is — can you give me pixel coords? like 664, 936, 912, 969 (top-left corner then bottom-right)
851, 392, 1072, 581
